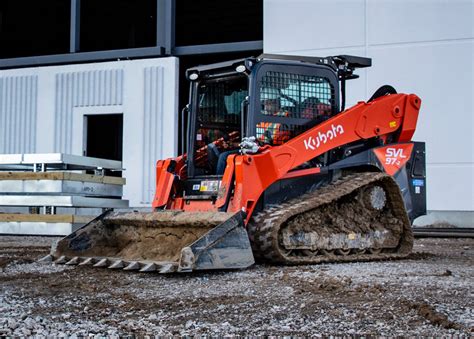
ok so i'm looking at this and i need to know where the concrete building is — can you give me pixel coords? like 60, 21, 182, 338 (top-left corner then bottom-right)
264, 0, 473, 226
0, 0, 472, 225
0, 58, 178, 206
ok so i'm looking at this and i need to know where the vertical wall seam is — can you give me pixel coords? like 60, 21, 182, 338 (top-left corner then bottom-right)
4, 77, 9, 153
9, 77, 14, 152
365, 0, 369, 98
0, 78, 3, 152
118, 70, 123, 105
24, 77, 30, 152
58, 74, 64, 152
5, 78, 11, 152
12, 77, 17, 152
148, 67, 154, 203
142, 67, 150, 202
86, 71, 92, 107
19, 77, 26, 153
147, 67, 153, 203
159, 67, 164, 161
141, 68, 146, 202
67, 73, 74, 153
111, 70, 117, 105
62, 74, 69, 152
63, 73, 69, 152
54, 74, 59, 151
14, 77, 20, 152
141, 66, 163, 203
152, 67, 161, 202
149, 67, 154, 203
31, 76, 36, 152
0, 78, 5, 152
14, 77, 20, 153
99, 70, 104, 105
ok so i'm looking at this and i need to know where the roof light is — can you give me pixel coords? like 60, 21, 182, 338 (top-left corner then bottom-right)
189, 73, 199, 80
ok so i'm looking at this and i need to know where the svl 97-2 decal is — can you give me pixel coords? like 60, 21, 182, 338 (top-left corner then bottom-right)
374, 143, 414, 176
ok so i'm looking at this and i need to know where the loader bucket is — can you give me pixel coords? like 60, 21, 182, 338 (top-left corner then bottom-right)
42, 210, 255, 273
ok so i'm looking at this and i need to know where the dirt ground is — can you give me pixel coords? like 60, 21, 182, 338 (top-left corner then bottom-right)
0, 236, 472, 336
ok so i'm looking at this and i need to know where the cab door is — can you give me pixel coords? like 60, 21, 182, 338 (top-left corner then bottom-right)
248, 62, 339, 146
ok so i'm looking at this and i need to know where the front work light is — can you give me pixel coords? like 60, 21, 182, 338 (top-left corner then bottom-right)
189, 73, 199, 80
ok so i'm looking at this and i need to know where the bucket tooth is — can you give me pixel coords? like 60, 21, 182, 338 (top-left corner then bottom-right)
157, 262, 178, 274
38, 254, 53, 263
93, 258, 109, 267
78, 257, 95, 266
65, 257, 80, 265
108, 260, 124, 269
123, 261, 140, 271
54, 256, 68, 264
139, 263, 156, 273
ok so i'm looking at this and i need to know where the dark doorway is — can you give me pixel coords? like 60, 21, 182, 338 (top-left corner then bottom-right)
85, 114, 123, 176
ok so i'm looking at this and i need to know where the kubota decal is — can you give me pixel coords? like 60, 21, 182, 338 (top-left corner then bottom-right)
303, 124, 344, 151
374, 144, 414, 176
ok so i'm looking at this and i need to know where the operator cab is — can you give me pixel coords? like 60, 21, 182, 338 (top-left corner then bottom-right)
184, 55, 370, 179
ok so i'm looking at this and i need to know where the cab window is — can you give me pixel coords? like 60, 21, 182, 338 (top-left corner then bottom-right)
256, 71, 336, 145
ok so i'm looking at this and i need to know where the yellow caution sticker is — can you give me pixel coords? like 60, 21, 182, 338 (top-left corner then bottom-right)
389, 121, 397, 128
199, 180, 220, 192
348, 233, 356, 240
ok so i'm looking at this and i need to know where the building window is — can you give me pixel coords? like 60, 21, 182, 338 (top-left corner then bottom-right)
175, 0, 263, 46
0, 0, 70, 59
80, 0, 156, 52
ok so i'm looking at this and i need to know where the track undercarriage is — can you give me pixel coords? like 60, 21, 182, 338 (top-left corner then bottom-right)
43, 172, 414, 272
248, 172, 414, 264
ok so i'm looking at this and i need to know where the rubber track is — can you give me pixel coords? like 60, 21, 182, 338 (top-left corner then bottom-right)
248, 172, 414, 264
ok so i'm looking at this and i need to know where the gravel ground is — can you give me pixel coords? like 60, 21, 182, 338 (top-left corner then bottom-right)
0, 236, 472, 336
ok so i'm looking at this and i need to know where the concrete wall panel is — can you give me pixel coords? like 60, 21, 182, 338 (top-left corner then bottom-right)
142, 66, 165, 204
0, 76, 38, 154
368, 41, 474, 165
0, 57, 179, 207
53, 69, 125, 154
264, 0, 474, 216
368, 0, 474, 45
264, 0, 365, 53
428, 164, 474, 211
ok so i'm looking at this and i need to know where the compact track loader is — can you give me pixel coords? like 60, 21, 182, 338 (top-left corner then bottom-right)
42, 54, 426, 273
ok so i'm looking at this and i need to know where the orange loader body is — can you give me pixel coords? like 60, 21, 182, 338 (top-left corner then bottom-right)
153, 93, 421, 225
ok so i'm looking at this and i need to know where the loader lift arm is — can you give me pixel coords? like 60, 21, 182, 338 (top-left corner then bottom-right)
229, 92, 421, 220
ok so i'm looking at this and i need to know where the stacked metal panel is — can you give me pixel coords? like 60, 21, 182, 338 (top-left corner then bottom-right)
0, 153, 128, 235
